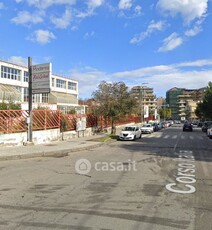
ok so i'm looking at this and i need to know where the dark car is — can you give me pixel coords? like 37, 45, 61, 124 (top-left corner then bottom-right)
202, 121, 212, 132
183, 123, 193, 131
151, 122, 159, 132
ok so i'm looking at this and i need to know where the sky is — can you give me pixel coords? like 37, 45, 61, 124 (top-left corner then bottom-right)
0, 0, 212, 99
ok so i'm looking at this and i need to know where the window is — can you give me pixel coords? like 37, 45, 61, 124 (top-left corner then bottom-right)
56, 79, 66, 89
1, 65, 21, 81
68, 82, 77, 90
32, 94, 40, 103
24, 89, 42, 103
52, 78, 55, 87
42, 93, 49, 103
24, 71, 29, 82
24, 88, 28, 102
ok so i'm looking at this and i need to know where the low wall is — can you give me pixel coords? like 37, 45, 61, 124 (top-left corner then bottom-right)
0, 129, 60, 147
60, 123, 136, 141
0, 123, 136, 146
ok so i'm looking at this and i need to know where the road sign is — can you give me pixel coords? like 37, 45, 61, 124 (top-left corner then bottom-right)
32, 63, 51, 94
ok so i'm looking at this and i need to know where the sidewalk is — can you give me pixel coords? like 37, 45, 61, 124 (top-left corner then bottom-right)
0, 134, 108, 161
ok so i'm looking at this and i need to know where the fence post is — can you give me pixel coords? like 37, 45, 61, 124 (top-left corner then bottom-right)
58, 110, 61, 129
44, 110, 47, 130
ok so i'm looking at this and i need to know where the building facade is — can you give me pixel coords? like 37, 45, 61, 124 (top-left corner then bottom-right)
0, 59, 84, 113
131, 86, 157, 120
166, 87, 206, 120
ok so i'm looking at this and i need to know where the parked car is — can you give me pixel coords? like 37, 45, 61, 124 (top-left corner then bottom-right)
140, 124, 154, 134
202, 121, 212, 132
183, 123, 193, 132
157, 122, 162, 130
152, 123, 159, 132
174, 120, 181, 124
191, 121, 198, 127
207, 124, 212, 139
160, 121, 166, 128
118, 125, 142, 141
198, 122, 203, 127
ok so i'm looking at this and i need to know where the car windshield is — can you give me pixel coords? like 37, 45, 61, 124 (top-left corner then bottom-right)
142, 124, 151, 127
123, 127, 135, 131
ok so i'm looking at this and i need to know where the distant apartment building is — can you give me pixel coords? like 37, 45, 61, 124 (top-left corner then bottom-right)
156, 97, 166, 109
166, 87, 206, 120
0, 59, 84, 113
131, 86, 157, 120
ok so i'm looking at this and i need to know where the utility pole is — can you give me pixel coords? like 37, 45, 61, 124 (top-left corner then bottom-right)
140, 83, 148, 123
27, 57, 33, 143
139, 88, 142, 123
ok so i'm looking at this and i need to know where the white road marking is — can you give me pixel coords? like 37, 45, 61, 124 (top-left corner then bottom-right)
166, 150, 196, 194
172, 135, 178, 139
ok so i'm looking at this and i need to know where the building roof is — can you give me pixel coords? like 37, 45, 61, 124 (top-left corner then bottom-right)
0, 83, 21, 101
49, 91, 78, 105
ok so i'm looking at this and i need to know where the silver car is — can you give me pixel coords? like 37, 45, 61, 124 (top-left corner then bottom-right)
140, 124, 154, 134
118, 126, 142, 141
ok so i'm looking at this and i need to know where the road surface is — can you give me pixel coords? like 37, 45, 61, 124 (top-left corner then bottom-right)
0, 125, 211, 229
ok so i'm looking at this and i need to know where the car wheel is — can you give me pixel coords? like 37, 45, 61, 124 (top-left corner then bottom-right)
139, 134, 142, 139
133, 135, 136, 141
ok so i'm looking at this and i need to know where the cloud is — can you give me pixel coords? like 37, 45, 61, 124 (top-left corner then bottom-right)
11, 11, 44, 25
51, 8, 72, 29
17, 0, 76, 9
185, 26, 202, 37
118, 0, 133, 10
185, 18, 205, 37
69, 67, 108, 98
157, 0, 208, 24
174, 59, 212, 68
110, 59, 212, 97
27, 30, 56, 44
146, 70, 212, 97
130, 20, 166, 44
158, 32, 183, 52
76, 0, 104, 19
8, 56, 28, 66
83, 31, 95, 39
69, 59, 212, 99
134, 5, 142, 16
87, 0, 104, 9
0, 2, 5, 10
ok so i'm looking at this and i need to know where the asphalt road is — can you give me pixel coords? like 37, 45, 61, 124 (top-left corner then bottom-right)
0, 125, 211, 230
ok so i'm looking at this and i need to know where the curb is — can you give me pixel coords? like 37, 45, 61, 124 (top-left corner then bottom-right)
0, 142, 104, 161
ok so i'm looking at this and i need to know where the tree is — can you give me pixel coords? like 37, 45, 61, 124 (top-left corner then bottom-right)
159, 108, 172, 120
92, 81, 136, 134
195, 82, 212, 120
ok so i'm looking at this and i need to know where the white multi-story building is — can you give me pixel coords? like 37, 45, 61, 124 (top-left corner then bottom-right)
0, 59, 84, 113
131, 86, 157, 120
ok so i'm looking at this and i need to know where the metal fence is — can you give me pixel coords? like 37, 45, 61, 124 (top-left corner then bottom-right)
0, 110, 60, 133
0, 110, 28, 133
0, 110, 141, 134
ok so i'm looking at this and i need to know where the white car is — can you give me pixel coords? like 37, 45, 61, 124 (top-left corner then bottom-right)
207, 125, 212, 139
140, 124, 154, 134
118, 125, 142, 141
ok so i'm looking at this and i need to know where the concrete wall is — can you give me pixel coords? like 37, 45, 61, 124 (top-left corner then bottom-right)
0, 129, 60, 147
